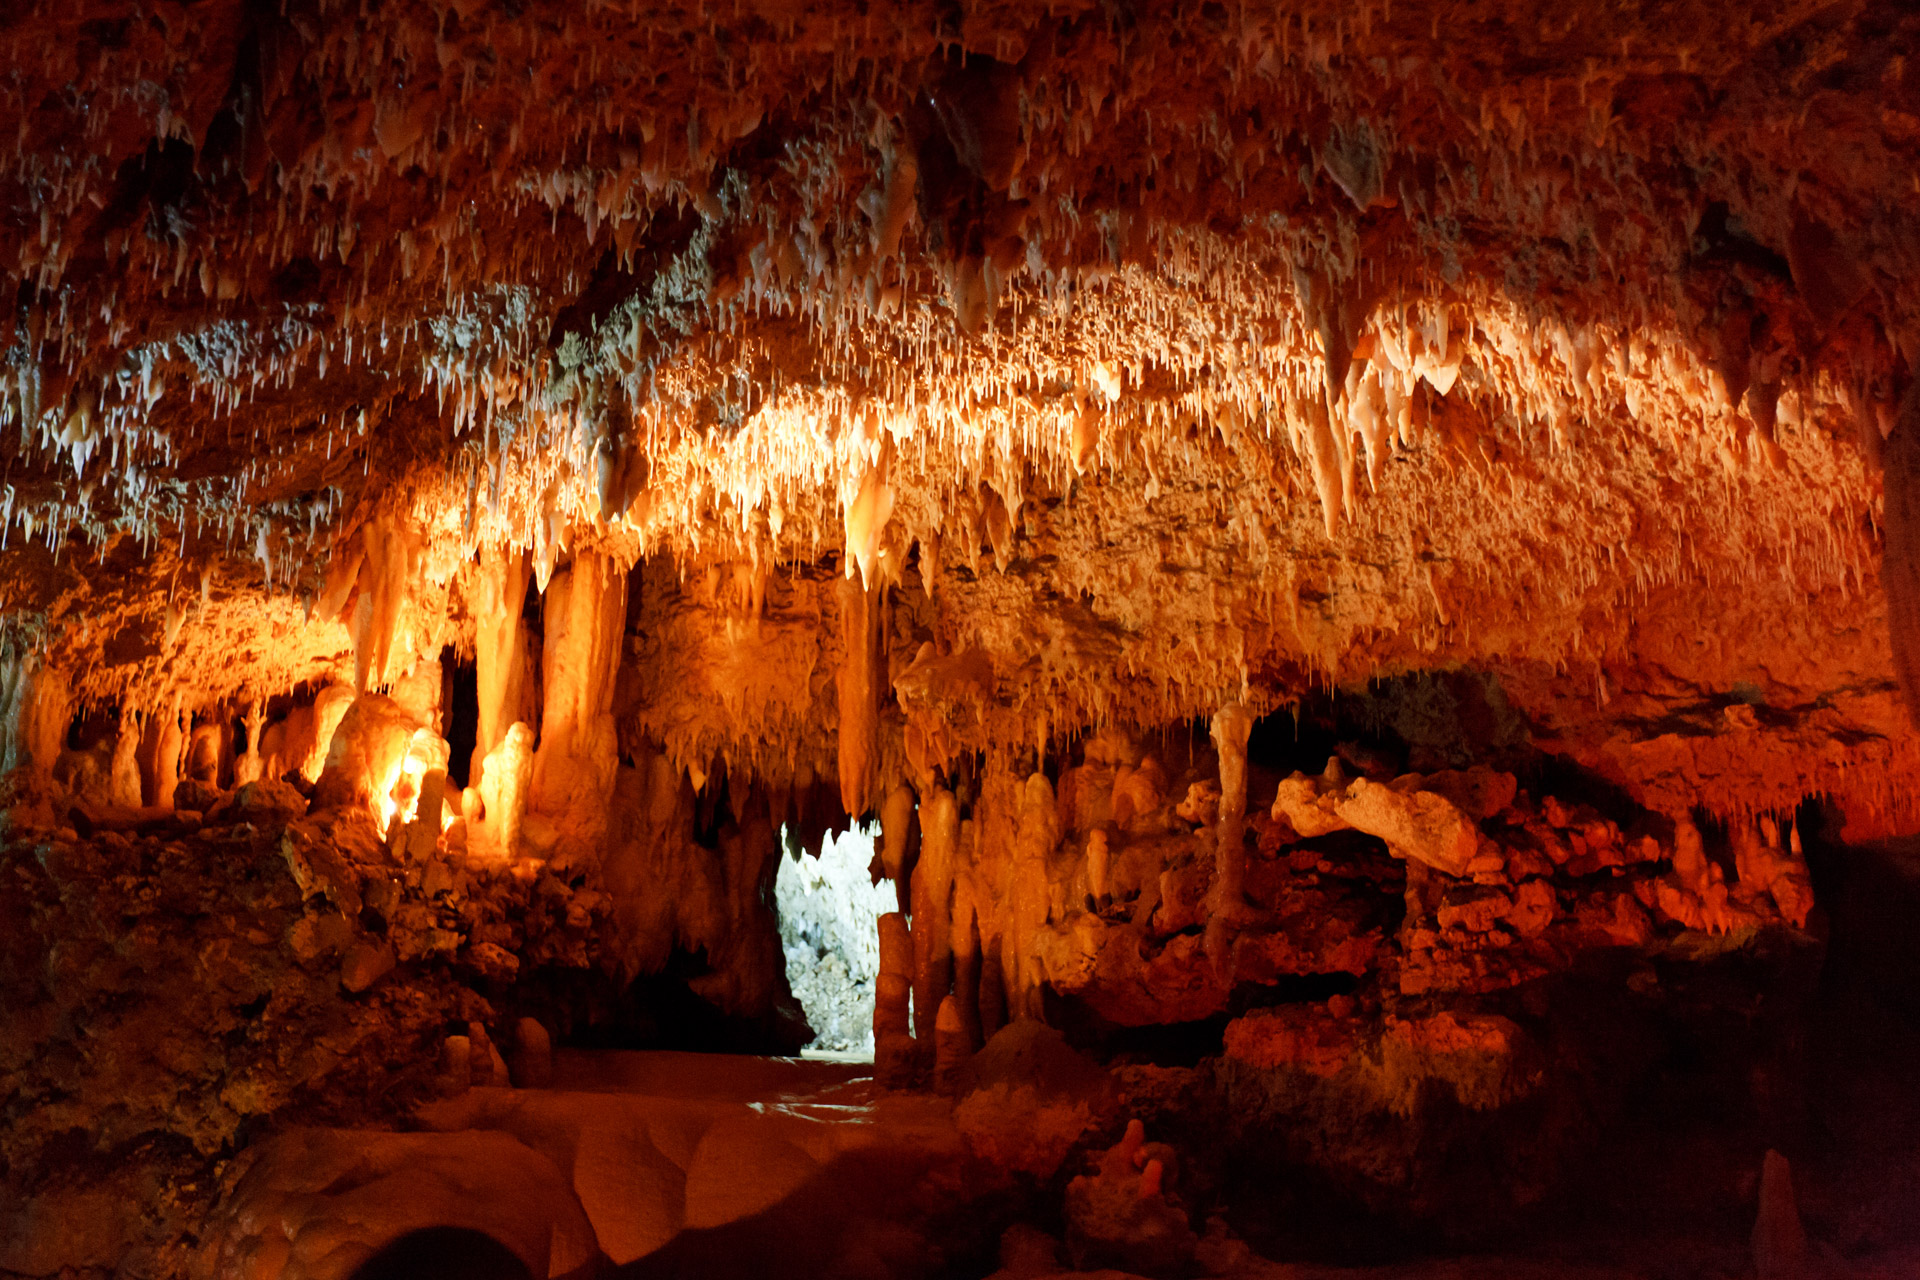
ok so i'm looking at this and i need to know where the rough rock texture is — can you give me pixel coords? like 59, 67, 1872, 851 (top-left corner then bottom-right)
0, 0, 1914, 831
0, 776, 637, 1277
2, 1, 1920, 1276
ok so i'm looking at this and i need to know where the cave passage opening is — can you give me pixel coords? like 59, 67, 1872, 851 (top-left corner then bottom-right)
440, 649, 478, 789
774, 821, 894, 1058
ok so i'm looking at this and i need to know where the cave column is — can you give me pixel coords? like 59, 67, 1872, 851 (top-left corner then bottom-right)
875, 911, 915, 1084
1007, 769, 1059, 1021
912, 787, 958, 1045
0, 645, 66, 787
529, 549, 627, 860
153, 696, 185, 809
470, 545, 532, 789
1210, 702, 1254, 908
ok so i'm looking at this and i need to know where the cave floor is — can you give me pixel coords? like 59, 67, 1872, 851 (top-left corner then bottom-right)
412, 1049, 974, 1277
200, 835, 1920, 1280
392, 1033, 1920, 1280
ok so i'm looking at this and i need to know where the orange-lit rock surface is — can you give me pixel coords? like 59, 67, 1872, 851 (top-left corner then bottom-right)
4, 1, 1920, 1277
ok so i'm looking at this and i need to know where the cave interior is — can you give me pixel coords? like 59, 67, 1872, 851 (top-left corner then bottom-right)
3, 2, 1920, 1278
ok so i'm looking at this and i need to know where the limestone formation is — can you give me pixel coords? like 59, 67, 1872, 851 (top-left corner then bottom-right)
2, 3, 1920, 1276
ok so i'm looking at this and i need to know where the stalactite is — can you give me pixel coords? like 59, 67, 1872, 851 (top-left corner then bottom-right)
835, 576, 883, 819
350, 516, 414, 693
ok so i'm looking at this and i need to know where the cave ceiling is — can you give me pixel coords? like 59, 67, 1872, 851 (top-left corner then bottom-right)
3, 0, 1918, 827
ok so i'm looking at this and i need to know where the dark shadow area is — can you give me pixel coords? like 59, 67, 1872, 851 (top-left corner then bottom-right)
347, 1227, 532, 1280
536, 956, 806, 1057
441, 648, 478, 788
611, 1144, 1009, 1280
1246, 669, 1532, 779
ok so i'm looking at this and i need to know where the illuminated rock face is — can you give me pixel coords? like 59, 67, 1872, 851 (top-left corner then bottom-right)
1, 3, 1920, 1277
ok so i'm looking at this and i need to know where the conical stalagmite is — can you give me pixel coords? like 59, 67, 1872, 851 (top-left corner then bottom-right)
1752, 1150, 1810, 1280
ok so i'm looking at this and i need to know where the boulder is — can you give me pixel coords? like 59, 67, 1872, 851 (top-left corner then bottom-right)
339, 939, 396, 993
1270, 772, 1348, 837
233, 777, 310, 825
1335, 778, 1481, 877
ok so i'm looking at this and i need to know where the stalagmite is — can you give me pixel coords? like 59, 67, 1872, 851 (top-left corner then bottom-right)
394, 730, 451, 862
1007, 771, 1060, 1022
153, 698, 186, 809
934, 995, 968, 1093
474, 722, 535, 859
529, 551, 627, 861
510, 1018, 553, 1089
978, 949, 1008, 1042
185, 721, 224, 785
875, 910, 915, 1085
1751, 1150, 1809, 1280
952, 895, 984, 1051
912, 787, 958, 1045
0, 644, 67, 779
1086, 829, 1111, 905
313, 694, 422, 834
1883, 381, 1920, 718
350, 517, 413, 693
232, 701, 265, 787
108, 707, 143, 809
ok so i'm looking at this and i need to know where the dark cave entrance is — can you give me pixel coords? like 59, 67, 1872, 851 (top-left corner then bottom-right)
441, 648, 479, 788
346, 1228, 531, 1280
